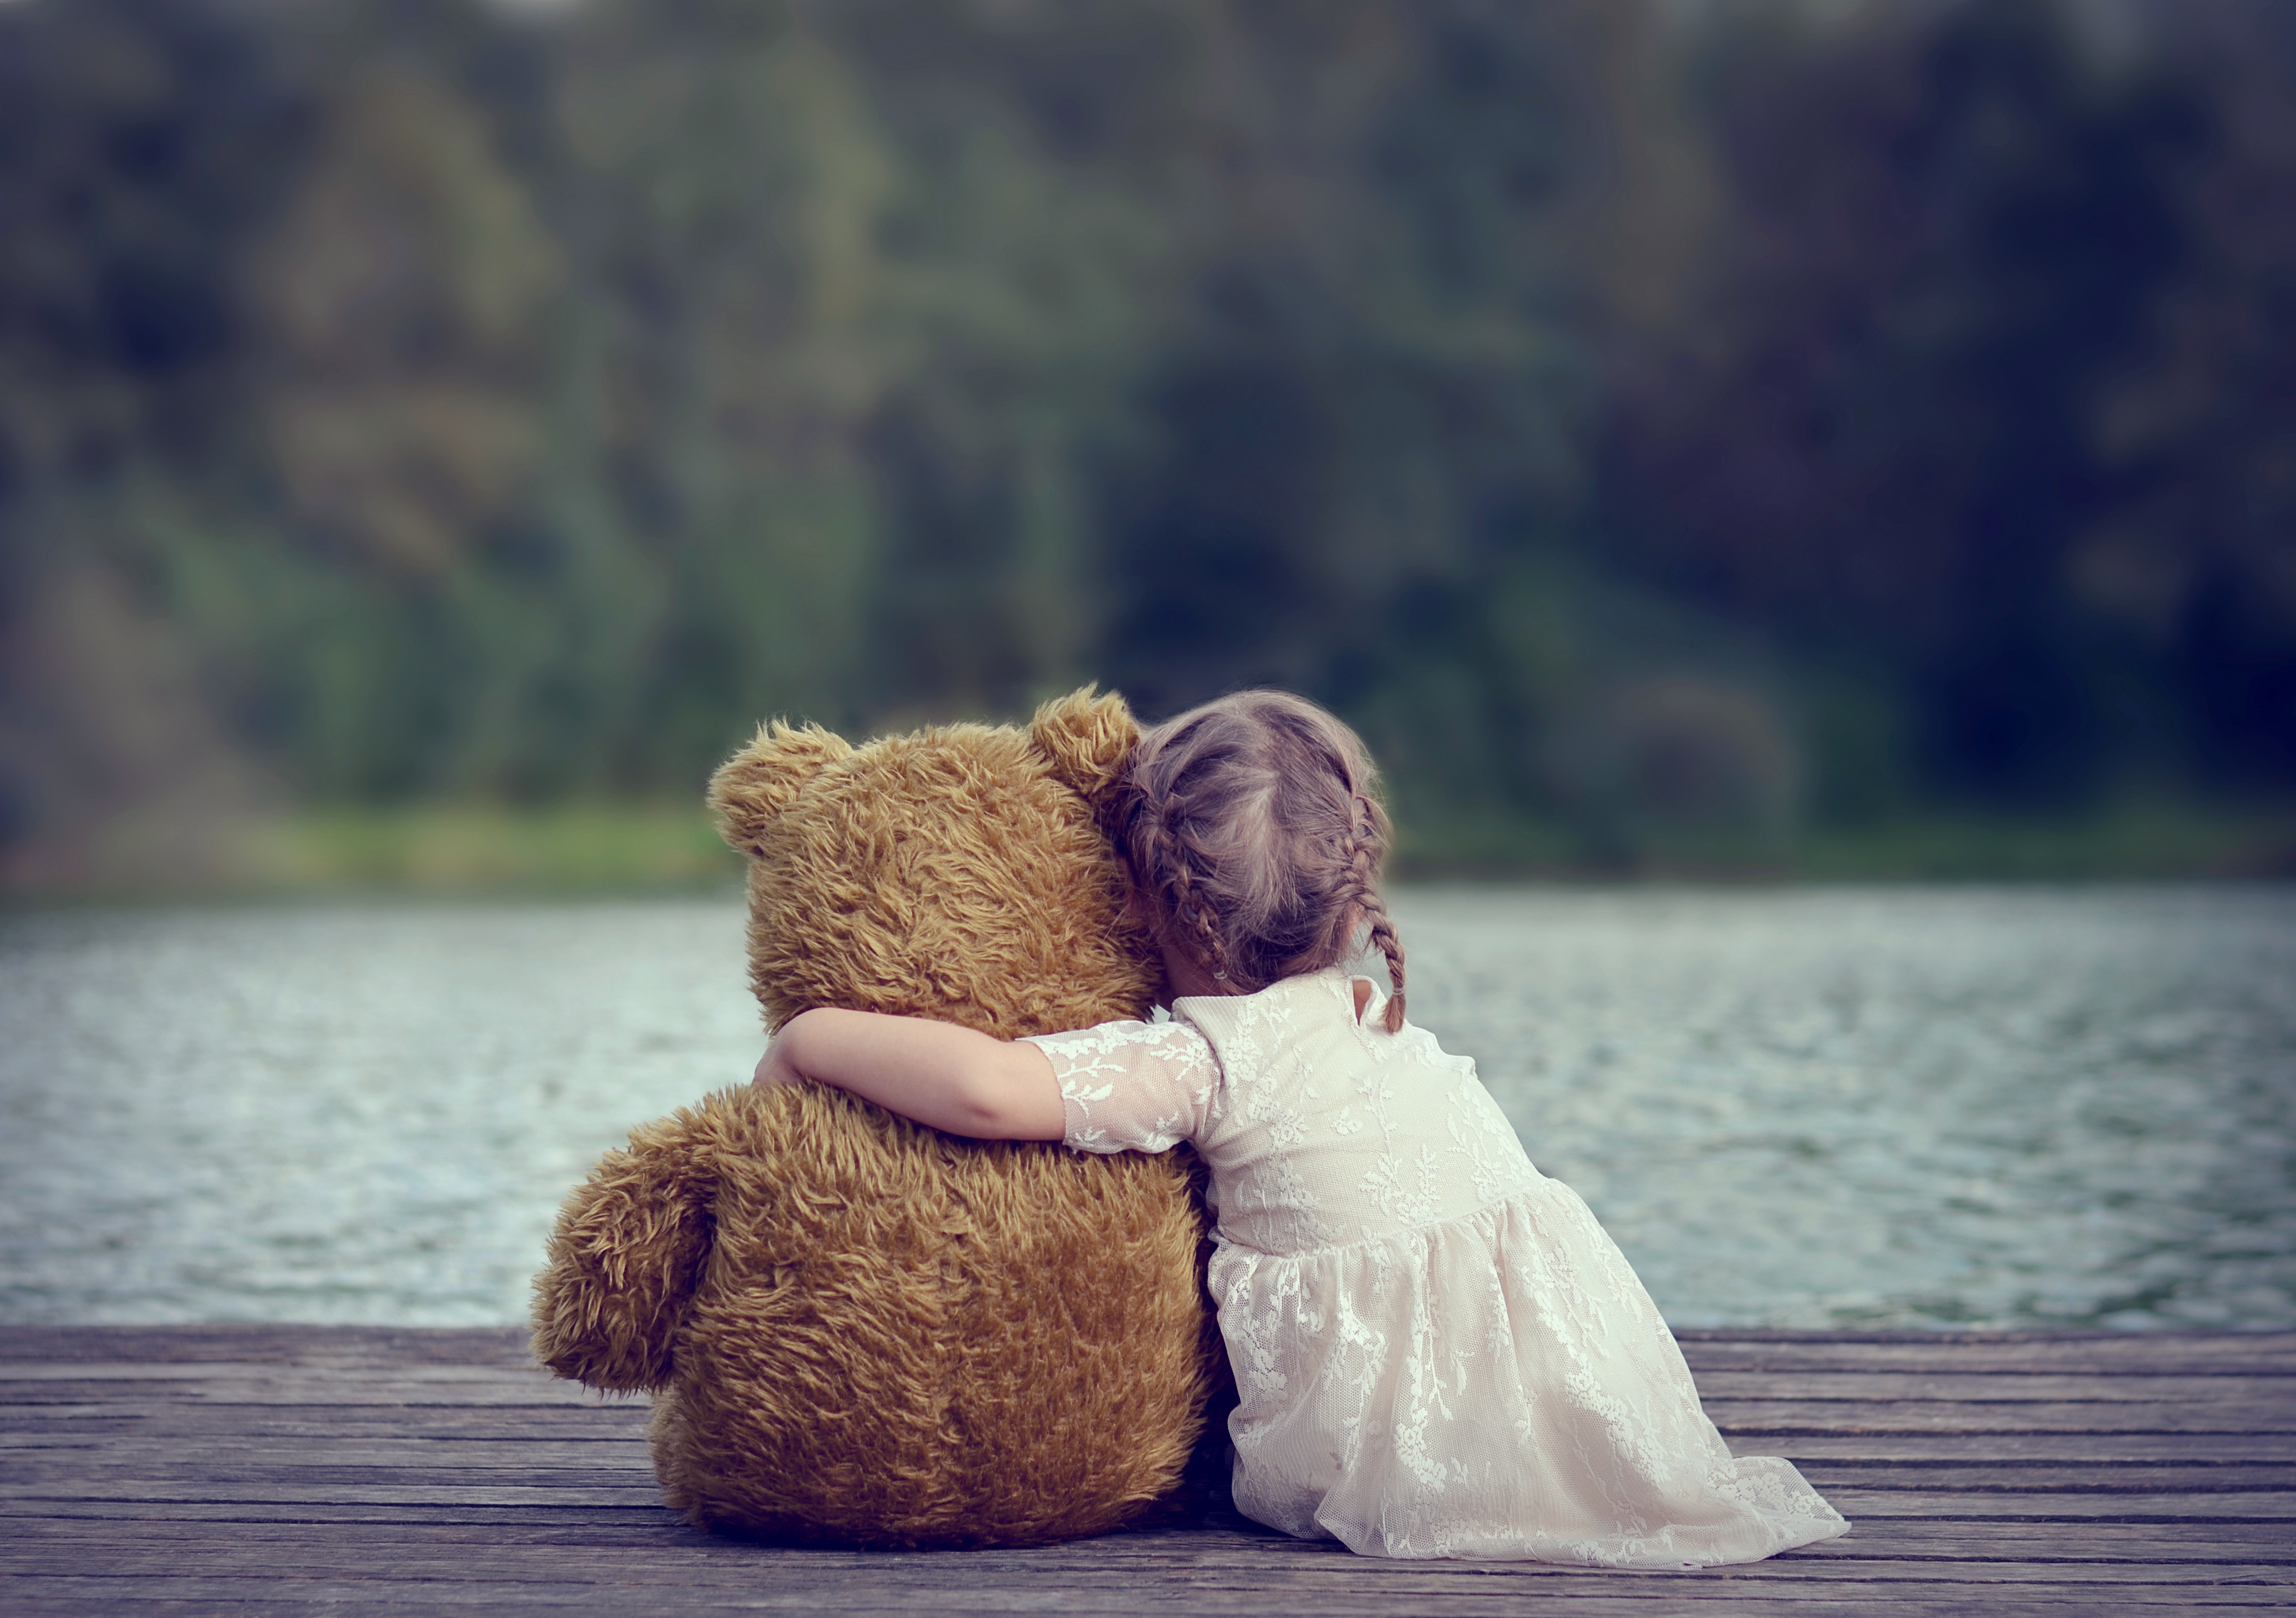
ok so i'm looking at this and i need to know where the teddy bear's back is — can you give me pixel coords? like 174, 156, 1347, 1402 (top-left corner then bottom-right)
745, 724, 1159, 1038
647, 1083, 1216, 1547
536, 687, 1225, 1547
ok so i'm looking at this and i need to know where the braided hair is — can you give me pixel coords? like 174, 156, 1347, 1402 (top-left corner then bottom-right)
1111, 690, 1407, 1033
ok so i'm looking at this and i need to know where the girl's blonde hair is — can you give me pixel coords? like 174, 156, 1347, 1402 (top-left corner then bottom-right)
1111, 690, 1408, 1032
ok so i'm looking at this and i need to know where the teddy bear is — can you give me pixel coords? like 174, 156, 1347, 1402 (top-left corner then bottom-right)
530, 687, 1228, 1549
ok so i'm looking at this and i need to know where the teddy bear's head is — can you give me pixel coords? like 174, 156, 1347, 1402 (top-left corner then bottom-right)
533, 685, 1225, 1550
707, 684, 1160, 1036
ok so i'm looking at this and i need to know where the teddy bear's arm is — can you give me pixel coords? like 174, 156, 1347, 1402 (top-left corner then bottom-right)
530, 1114, 716, 1394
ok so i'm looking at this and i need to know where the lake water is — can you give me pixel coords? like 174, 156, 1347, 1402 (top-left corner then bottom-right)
2, 888, 2291, 1332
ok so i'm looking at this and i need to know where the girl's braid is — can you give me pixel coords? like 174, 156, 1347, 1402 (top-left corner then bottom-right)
1362, 898, 1408, 1033
1156, 815, 1232, 984
1347, 792, 1407, 1032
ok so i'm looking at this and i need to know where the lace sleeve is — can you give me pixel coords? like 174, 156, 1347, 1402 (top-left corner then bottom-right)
1020, 1018, 1220, 1155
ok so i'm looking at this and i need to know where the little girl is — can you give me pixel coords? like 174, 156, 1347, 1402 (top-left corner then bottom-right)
755, 690, 1849, 1566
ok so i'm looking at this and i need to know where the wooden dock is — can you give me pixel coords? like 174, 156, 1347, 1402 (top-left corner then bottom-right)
3, 1325, 2291, 1614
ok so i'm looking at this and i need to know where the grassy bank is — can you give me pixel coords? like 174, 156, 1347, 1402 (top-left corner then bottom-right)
1391, 797, 2296, 882
250, 803, 741, 893
9, 795, 2293, 900
261, 796, 2296, 889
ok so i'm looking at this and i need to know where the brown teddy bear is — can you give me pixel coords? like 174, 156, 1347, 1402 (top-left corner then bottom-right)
530, 687, 1227, 1548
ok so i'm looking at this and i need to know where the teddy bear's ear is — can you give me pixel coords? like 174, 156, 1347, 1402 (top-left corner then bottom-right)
708, 721, 851, 856
1029, 684, 1140, 813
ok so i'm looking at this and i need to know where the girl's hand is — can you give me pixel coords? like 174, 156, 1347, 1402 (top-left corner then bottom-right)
753, 1035, 804, 1089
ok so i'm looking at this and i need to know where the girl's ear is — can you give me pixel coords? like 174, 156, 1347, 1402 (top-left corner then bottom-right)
707, 721, 852, 856
530, 1108, 717, 1394
1030, 684, 1139, 813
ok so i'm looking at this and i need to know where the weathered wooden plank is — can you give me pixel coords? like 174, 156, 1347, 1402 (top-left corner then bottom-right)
10, 1484, 2283, 1523
16, 1422, 2290, 1466
1812, 1486, 2296, 1520
0, 1408, 651, 1437
1689, 1370, 2296, 1403
9, 1597, 2268, 1606
0, 1462, 657, 1490
0, 1520, 682, 1545
0, 1390, 616, 1410
1677, 1334, 2296, 1375
2, 1545, 2287, 1600
8, 1325, 2287, 1371
5, 1569, 2292, 1614
1674, 1328, 2296, 1351
1776, 1521, 2296, 1559
0, 1499, 682, 1526
1788, 1465, 2296, 1492
1729, 1433, 2296, 1463
0, 1503, 675, 1526
1696, 1359, 2296, 1384
0, 1598, 1983, 1618
0, 1542, 2277, 1588
0, 1327, 534, 1368
3, 1546, 2292, 1591
4, 1597, 2277, 1606
15, 1361, 2287, 1407
0, 1387, 604, 1419
0, 1554, 2278, 1591
11, 1377, 2285, 1423
1704, 1399, 2296, 1434
0, 1481, 664, 1507
0, 1363, 561, 1384
0, 1539, 2286, 1613
7, 1325, 2292, 1616
0, 1438, 656, 1467
10, 1511, 2290, 1563
28, 1453, 2287, 1498
0, 1369, 601, 1394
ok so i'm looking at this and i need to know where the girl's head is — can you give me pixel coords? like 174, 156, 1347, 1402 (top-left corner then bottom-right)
1111, 690, 1407, 1032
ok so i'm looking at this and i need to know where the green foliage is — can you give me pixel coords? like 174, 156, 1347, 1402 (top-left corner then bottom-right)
2, 0, 2292, 891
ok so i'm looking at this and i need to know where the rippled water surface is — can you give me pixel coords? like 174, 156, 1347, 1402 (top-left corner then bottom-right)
3, 888, 2292, 1330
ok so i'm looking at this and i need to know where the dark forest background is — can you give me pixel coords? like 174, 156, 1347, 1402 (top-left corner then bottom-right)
4, 0, 2294, 889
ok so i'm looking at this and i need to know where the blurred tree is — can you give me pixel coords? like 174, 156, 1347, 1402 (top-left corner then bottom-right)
548, 0, 1179, 778
1598, 0, 2296, 822
1607, 0, 2219, 811
0, 0, 304, 882
549, 0, 895, 780
1091, 4, 1595, 809
5, 0, 2292, 888
2103, 0, 2296, 790
245, 59, 569, 798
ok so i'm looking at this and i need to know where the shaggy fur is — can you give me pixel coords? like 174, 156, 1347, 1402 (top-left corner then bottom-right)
532, 687, 1227, 1547
709, 688, 1159, 1036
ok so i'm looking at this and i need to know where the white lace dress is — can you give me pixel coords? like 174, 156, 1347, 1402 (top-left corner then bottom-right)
1023, 966, 1849, 1565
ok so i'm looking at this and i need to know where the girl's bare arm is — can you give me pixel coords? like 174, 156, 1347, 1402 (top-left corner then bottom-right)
753, 1007, 1065, 1141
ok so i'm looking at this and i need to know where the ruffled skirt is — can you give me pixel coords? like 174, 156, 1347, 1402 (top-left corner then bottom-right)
1208, 1175, 1850, 1565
